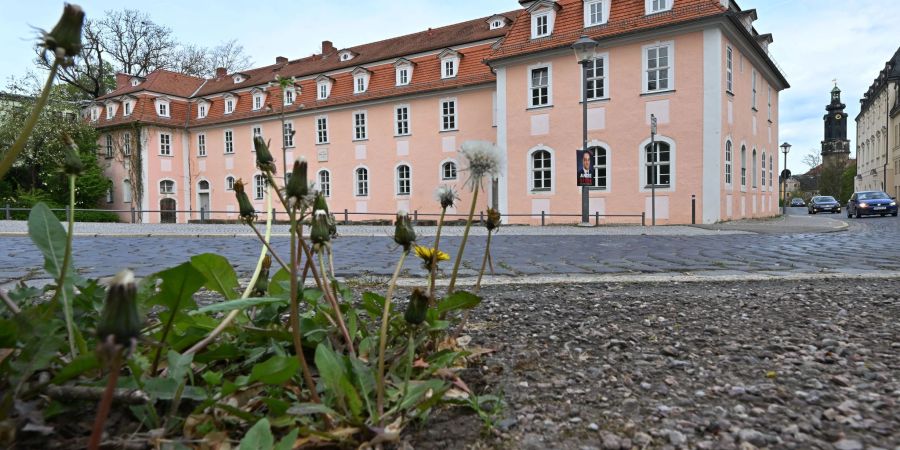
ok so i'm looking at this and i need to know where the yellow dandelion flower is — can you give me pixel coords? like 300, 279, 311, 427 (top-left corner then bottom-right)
414, 245, 450, 271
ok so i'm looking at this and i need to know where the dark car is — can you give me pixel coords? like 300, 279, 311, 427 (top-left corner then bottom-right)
846, 191, 898, 218
807, 196, 841, 214
789, 198, 806, 207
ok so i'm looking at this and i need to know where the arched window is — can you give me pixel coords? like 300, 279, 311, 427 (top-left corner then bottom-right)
253, 174, 266, 200
590, 146, 607, 189
441, 161, 457, 180
123, 180, 132, 203
225, 176, 235, 191
355, 168, 369, 197
740, 145, 747, 188
761, 151, 766, 187
751, 148, 758, 188
768, 155, 773, 187
198, 180, 210, 191
160, 180, 175, 194
318, 169, 331, 197
644, 142, 671, 187
725, 140, 733, 185
396, 164, 411, 195
531, 150, 552, 190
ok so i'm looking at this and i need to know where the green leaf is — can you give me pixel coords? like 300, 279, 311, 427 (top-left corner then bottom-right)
314, 344, 363, 418
273, 428, 299, 450
51, 353, 99, 384
27, 202, 69, 279
166, 350, 194, 382
399, 379, 447, 411
150, 263, 206, 313
286, 403, 339, 417
143, 378, 206, 400
269, 268, 291, 297
194, 297, 287, 315
360, 292, 385, 319
238, 418, 274, 450
436, 291, 481, 315
202, 370, 223, 386
249, 355, 299, 385
190, 254, 240, 300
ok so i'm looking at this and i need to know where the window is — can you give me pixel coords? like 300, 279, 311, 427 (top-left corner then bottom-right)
645, 0, 671, 14
531, 150, 552, 190
643, 42, 673, 93
198, 134, 206, 157
442, 58, 457, 79
160, 180, 175, 194
767, 87, 773, 120
585, 55, 607, 100
123, 180, 132, 203
442, 161, 457, 180
317, 78, 332, 100
225, 130, 234, 154
353, 71, 369, 94
395, 105, 410, 136
769, 155, 773, 187
160, 133, 171, 156
105, 134, 113, 158
751, 69, 757, 109
226, 176, 235, 191
740, 145, 747, 188
531, 12, 551, 38
318, 170, 331, 197
396, 165, 411, 195
591, 146, 607, 189
396, 66, 410, 86
726, 46, 734, 93
157, 102, 168, 117
284, 88, 294, 105
90, 107, 99, 122
106, 187, 113, 203
645, 142, 671, 187
283, 122, 294, 148
751, 149, 758, 188
225, 97, 235, 114
355, 167, 369, 196
124, 102, 131, 116
353, 111, 368, 140
106, 105, 114, 120
584, 0, 609, 26
316, 116, 329, 143
253, 93, 263, 110
761, 151, 767, 188
339, 51, 354, 62
198, 180, 210, 191
252, 126, 262, 149
441, 99, 457, 131
123, 132, 131, 156
490, 19, 505, 30
254, 174, 266, 200
725, 140, 732, 185
198, 103, 207, 118
530, 66, 550, 107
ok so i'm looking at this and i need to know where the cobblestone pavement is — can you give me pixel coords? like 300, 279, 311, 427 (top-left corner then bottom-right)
0, 208, 896, 287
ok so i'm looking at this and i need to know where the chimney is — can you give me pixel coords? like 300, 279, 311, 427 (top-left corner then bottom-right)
115, 73, 130, 90
276, 56, 288, 64
215, 67, 227, 78
322, 40, 336, 55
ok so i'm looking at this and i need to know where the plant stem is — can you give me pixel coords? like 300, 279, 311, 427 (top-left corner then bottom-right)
247, 222, 289, 271
0, 59, 60, 180
401, 329, 416, 405
0, 289, 21, 315
376, 249, 408, 422
317, 249, 355, 356
447, 188, 479, 295
53, 174, 78, 357
290, 218, 321, 405
88, 350, 123, 450
428, 207, 447, 300
454, 229, 492, 339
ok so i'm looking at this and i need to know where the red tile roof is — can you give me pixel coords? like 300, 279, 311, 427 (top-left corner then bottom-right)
98, 69, 205, 100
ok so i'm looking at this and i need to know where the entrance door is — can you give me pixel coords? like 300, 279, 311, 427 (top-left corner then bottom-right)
199, 193, 210, 220
160, 198, 176, 223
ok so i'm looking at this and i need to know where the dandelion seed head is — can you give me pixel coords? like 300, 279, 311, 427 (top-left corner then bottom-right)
459, 140, 504, 191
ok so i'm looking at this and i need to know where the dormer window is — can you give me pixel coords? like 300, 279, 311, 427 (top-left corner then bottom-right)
316, 76, 333, 100
130, 77, 142, 87
90, 106, 99, 122
105, 103, 116, 120
394, 58, 415, 86
224, 95, 235, 114
251, 89, 266, 111
645, 0, 672, 14
123, 101, 132, 117
529, 2, 559, 39
197, 101, 208, 119
584, 0, 610, 27
487, 14, 509, 30
352, 67, 371, 94
491, 19, 504, 29
155, 98, 170, 118
439, 49, 460, 79
233, 74, 245, 84
338, 50, 356, 62
284, 87, 295, 105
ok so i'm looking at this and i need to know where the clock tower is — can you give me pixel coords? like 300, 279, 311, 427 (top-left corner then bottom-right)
821, 84, 851, 168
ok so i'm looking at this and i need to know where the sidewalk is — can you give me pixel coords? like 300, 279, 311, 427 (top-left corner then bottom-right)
691, 213, 848, 234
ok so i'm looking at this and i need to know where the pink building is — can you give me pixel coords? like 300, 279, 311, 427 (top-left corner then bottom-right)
89, 0, 787, 225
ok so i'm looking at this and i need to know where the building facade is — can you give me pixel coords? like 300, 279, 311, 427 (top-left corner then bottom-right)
856, 47, 900, 197
89, 0, 788, 224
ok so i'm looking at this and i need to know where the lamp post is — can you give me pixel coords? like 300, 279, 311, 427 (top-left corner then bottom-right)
780, 142, 791, 215
650, 114, 657, 226
573, 35, 599, 226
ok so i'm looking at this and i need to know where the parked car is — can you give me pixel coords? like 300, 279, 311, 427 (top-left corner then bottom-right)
790, 198, 806, 207
846, 191, 898, 218
807, 196, 841, 214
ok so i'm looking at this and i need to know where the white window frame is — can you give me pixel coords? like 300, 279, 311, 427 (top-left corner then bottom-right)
490, 19, 505, 30
159, 179, 175, 195
90, 106, 99, 122
284, 87, 295, 105
198, 102, 207, 119
353, 111, 368, 141
769, 155, 774, 188
440, 98, 458, 131
767, 86, 773, 121
395, 164, 411, 196
253, 174, 266, 200
224, 130, 234, 154
531, 11, 553, 39
584, 0, 610, 27
529, 147, 554, 192
441, 160, 458, 181
642, 41, 675, 94
159, 133, 172, 156
395, 104, 411, 136
740, 144, 747, 191
225, 96, 235, 114
441, 56, 458, 79
726, 45, 734, 93
354, 166, 369, 197
751, 69, 758, 110
252, 125, 262, 149
751, 148, 758, 189
106, 104, 115, 120
396, 65, 411, 86
528, 63, 552, 108
589, 145, 609, 190
198, 133, 207, 157
724, 139, 732, 186
105, 134, 114, 158
317, 79, 332, 100
316, 115, 329, 144
317, 169, 331, 197
252, 93, 264, 111
353, 72, 370, 94
645, 0, 672, 14
641, 138, 674, 190
123, 101, 132, 117
156, 100, 170, 118
283, 122, 294, 148
123, 179, 132, 203
584, 53, 609, 101
761, 150, 767, 188
123, 132, 132, 156
225, 176, 235, 191
106, 187, 114, 203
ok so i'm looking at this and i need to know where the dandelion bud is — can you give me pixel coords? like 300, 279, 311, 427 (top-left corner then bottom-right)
404, 288, 429, 326
393, 212, 416, 252
313, 191, 329, 213
234, 179, 256, 220
252, 255, 270, 297
254, 136, 276, 173
61, 134, 83, 176
97, 270, 141, 351
486, 208, 502, 232
42, 4, 85, 61
286, 158, 308, 200
310, 210, 331, 246
435, 185, 459, 209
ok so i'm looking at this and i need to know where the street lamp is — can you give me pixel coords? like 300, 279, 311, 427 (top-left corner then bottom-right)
573, 35, 599, 225
780, 142, 791, 215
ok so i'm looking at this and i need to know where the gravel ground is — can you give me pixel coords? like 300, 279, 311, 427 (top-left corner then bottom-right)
404, 277, 900, 450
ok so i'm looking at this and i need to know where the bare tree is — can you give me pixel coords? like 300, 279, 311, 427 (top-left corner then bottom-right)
174, 44, 210, 78
37, 19, 114, 99
801, 152, 822, 171
209, 39, 253, 74
99, 9, 175, 77
174, 40, 254, 78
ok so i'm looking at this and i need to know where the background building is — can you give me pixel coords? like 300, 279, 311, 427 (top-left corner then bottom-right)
856, 47, 900, 197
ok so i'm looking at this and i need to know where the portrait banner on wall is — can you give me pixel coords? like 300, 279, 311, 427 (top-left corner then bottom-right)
577, 148, 594, 187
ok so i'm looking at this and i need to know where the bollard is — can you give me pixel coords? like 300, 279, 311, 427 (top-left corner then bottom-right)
641, 212, 646, 227
541, 210, 545, 226
200, 207, 205, 224
691, 195, 696, 225
344, 208, 349, 225
5, 203, 10, 220
413, 210, 418, 225
130, 207, 136, 224
271, 208, 276, 223
480, 210, 484, 223
595, 211, 600, 226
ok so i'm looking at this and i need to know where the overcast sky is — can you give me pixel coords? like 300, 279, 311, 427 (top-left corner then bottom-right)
2, 0, 899, 171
